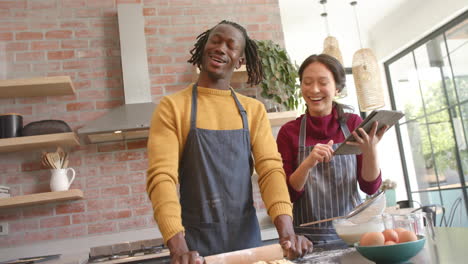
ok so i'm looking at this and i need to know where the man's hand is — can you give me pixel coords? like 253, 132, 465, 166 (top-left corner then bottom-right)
167, 232, 204, 264
274, 215, 313, 259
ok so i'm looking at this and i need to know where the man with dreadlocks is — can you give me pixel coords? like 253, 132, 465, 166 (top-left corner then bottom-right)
147, 21, 312, 263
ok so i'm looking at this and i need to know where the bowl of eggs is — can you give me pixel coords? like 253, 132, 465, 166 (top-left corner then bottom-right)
332, 215, 385, 246
354, 228, 426, 263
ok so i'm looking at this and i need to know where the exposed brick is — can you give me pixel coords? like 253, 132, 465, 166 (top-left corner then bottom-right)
56, 202, 86, 214
75, 8, 101, 18
0, 211, 22, 221
98, 142, 126, 152
157, 7, 184, 16
62, 0, 86, 8
66, 101, 94, 111
118, 217, 147, 231
143, 8, 156, 16
87, 199, 116, 211
62, 39, 88, 49
0, 32, 13, 41
31, 41, 60, 50
114, 151, 143, 162
16, 32, 43, 40
61, 20, 88, 28
73, 80, 92, 90
100, 163, 128, 175
0, 163, 20, 173
0, 21, 27, 31
24, 231, 54, 243
32, 61, 61, 72
16, 51, 44, 62
102, 186, 130, 197
55, 225, 87, 239
115, 172, 145, 185
23, 207, 53, 218
63, 60, 90, 70
6, 42, 28, 52
133, 205, 152, 216
116, 0, 142, 3
151, 75, 176, 85
102, 209, 132, 220
88, 221, 117, 234
30, 0, 56, 9
84, 153, 114, 165
148, 55, 172, 64
48, 50, 75, 60
0, 0, 26, 9
131, 183, 146, 194
126, 139, 148, 150
96, 99, 123, 109
87, 0, 114, 7
18, 97, 47, 104
117, 195, 149, 209
10, 220, 39, 233
86, 175, 115, 188
76, 49, 102, 58
77, 90, 106, 100
45, 30, 73, 39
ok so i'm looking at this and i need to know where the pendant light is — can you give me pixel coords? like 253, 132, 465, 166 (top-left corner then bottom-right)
350, 1, 385, 112
320, 0, 344, 65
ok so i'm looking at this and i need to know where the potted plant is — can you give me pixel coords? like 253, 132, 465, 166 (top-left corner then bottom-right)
254, 40, 301, 111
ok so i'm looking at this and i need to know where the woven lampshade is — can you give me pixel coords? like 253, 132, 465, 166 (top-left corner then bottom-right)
322, 36, 344, 65
352, 48, 385, 112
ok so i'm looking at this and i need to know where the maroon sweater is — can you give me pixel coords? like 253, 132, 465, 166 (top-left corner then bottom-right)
276, 107, 382, 202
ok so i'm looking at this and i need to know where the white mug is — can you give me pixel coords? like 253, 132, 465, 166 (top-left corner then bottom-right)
50, 168, 76, 192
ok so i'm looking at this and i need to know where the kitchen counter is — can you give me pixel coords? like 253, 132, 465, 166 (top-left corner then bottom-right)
5, 227, 465, 264
290, 227, 466, 263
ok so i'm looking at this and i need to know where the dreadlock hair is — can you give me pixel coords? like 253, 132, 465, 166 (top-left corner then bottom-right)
298, 53, 353, 123
187, 20, 264, 86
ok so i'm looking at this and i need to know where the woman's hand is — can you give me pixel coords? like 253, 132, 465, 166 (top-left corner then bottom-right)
347, 121, 388, 155
303, 140, 334, 168
167, 232, 204, 264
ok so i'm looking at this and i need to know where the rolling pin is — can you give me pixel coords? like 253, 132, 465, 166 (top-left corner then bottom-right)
204, 244, 284, 264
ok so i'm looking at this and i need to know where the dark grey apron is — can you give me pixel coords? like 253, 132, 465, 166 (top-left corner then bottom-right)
179, 84, 261, 256
293, 115, 361, 242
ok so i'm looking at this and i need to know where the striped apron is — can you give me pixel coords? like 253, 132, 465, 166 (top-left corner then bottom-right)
293, 115, 362, 242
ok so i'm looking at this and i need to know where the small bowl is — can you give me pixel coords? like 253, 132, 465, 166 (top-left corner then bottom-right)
333, 215, 385, 246
354, 235, 426, 263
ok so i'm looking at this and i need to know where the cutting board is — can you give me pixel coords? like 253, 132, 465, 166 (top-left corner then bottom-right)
204, 244, 284, 264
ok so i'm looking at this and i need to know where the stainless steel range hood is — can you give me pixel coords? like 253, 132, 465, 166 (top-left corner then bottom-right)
78, 4, 155, 144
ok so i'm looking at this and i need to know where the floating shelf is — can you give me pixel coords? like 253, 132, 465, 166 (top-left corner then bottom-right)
0, 76, 75, 98
192, 65, 247, 83
267, 111, 297, 126
0, 189, 84, 210
0, 132, 80, 153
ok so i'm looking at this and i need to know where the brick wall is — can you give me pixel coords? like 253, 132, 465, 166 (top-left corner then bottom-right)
0, 0, 284, 248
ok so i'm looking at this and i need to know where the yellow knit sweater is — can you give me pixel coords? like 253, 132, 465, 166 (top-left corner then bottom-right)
146, 84, 292, 244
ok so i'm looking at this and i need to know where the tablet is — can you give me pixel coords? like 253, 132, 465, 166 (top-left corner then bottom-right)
334, 110, 405, 155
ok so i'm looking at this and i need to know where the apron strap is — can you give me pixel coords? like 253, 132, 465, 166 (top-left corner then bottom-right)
190, 84, 249, 131
190, 83, 199, 130
230, 88, 249, 131
339, 120, 351, 138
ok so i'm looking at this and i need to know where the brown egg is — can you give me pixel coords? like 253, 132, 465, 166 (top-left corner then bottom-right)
382, 229, 399, 243
384, 240, 397, 245
394, 227, 408, 238
360, 232, 385, 246
399, 230, 418, 243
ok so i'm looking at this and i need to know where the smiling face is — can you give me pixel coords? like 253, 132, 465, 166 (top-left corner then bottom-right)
301, 61, 338, 117
201, 24, 245, 82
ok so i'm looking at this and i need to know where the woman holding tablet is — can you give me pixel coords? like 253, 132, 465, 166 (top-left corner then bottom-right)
276, 54, 387, 243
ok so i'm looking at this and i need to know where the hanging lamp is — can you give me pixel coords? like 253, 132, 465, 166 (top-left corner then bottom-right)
320, 0, 344, 65
350, 1, 385, 112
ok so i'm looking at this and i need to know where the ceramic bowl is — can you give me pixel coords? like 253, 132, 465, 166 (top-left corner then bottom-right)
332, 215, 385, 246
354, 235, 426, 263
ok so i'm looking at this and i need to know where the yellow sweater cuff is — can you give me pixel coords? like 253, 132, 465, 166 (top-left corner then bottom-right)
268, 202, 293, 222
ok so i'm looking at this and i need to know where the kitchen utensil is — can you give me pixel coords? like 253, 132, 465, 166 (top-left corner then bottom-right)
332, 215, 385, 245
300, 191, 386, 227
0, 254, 61, 264
0, 113, 23, 138
50, 168, 75, 191
204, 244, 284, 264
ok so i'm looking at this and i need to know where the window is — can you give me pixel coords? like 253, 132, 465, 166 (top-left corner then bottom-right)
384, 11, 468, 227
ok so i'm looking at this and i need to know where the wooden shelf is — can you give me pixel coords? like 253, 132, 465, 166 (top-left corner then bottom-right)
0, 132, 80, 153
192, 65, 247, 83
0, 76, 75, 98
267, 111, 297, 126
0, 189, 83, 210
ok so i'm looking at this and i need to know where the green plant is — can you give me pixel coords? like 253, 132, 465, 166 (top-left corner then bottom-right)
254, 40, 301, 111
